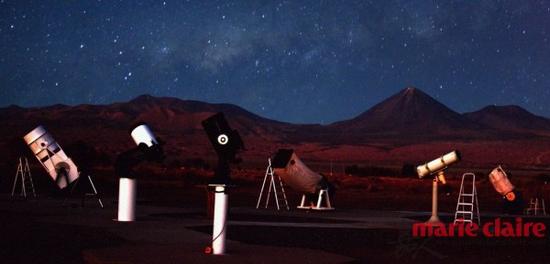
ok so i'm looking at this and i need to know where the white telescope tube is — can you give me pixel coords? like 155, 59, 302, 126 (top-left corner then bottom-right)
23, 125, 79, 189
417, 151, 460, 179
131, 124, 158, 147
416, 151, 461, 224
212, 186, 228, 255
117, 178, 137, 221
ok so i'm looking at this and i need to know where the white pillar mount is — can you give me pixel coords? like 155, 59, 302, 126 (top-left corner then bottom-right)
210, 184, 229, 255
117, 177, 137, 222
427, 176, 441, 224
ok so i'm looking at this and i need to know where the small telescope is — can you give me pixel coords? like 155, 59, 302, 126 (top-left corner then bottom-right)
416, 150, 461, 223
23, 126, 79, 189
489, 166, 516, 202
115, 123, 164, 222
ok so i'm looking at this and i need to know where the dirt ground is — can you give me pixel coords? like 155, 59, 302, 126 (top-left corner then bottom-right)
1, 172, 550, 264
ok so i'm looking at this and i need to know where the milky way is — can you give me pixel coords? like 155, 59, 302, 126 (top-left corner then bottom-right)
1, 0, 549, 124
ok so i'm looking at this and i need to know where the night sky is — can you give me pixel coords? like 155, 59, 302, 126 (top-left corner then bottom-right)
1, 1, 549, 124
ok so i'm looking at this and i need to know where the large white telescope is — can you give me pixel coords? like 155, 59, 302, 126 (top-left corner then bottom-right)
416, 150, 461, 223
23, 126, 79, 189
271, 149, 323, 194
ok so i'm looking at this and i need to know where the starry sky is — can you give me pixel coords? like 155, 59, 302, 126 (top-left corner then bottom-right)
1, 0, 549, 124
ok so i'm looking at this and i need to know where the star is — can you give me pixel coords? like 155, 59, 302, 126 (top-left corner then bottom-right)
0, 1, 548, 123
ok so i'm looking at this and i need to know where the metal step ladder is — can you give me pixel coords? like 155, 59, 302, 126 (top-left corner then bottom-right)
526, 198, 547, 216
454, 173, 480, 225
11, 157, 36, 198
256, 158, 290, 210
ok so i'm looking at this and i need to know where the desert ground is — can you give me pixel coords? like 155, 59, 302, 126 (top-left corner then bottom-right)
1, 162, 550, 264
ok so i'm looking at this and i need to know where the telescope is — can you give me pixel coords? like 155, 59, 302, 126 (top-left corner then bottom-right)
201, 112, 244, 255
489, 166, 516, 202
270, 149, 334, 210
201, 112, 244, 184
131, 123, 159, 148
271, 149, 322, 194
115, 123, 165, 222
416, 150, 461, 223
23, 126, 79, 189
417, 150, 461, 184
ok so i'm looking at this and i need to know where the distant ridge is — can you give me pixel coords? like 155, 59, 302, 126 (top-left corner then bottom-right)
1, 88, 549, 149
464, 105, 550, 131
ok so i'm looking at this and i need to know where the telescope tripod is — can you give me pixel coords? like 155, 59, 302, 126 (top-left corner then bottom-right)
63, 173, 104, 208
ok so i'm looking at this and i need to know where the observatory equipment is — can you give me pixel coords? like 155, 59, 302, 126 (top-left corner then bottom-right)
202, 112, 244, 184
268, 149, 334, 210
416, 150, 461, 223
417, 151, 461, 184
489, 166, 516, 202
453, 173, 480, 225
115, 123, 165, 222
23, 126, 103, 207
255, 158, 290, 211
488, 166, 525, 214
23, 126, 79, 189
11, 156, 36, 198
201, 112, 244, 255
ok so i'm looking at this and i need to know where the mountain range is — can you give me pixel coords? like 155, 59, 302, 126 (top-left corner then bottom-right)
1, 87, 550, 167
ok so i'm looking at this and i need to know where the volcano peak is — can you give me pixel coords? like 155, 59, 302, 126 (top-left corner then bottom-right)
331, 86, 479, 133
